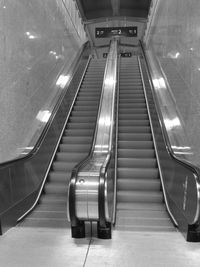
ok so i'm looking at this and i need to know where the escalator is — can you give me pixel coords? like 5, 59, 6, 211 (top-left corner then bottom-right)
18, 58, 106, 228
116, 57, 174, 231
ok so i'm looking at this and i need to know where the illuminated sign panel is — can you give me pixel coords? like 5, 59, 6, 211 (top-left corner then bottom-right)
96, 27, 137, 38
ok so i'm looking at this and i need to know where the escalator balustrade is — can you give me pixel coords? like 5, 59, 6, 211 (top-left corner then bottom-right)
19, 59, 106, 228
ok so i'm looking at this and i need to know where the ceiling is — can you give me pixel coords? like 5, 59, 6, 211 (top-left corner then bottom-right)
75, 0, 152, 55
76, 0, 151, 21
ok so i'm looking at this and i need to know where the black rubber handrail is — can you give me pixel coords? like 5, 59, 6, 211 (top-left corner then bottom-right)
0, 42, 89, 168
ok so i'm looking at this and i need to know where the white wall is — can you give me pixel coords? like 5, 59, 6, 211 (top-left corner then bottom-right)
145, 0, 200, 165
0, 0, 86, 162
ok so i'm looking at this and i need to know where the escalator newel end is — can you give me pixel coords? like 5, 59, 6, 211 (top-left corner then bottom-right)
97, 222, 112, 239
71, 222, 85, 238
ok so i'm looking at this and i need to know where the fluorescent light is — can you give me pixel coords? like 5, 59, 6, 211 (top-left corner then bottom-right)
164, 117, 181, 130
56, 75, 70, 89
36, 110, 51, 123
153, 77, 166, 90
98, 116, 111, 127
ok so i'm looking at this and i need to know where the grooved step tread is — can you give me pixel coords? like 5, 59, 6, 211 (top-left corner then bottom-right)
118, 167, 159, 179
117, 202, 166, 211
118, 133, 152, 141
118, 148, 155, 158
119, 120, 150, 127
19, 218, 70, 228
52, 161, 76, 172
117, 190, 163, 203
119, 126, 151, 133
118, 140, 153, 149
48, 171, 71, 183
118, 158, 157, 168
56, 152, 87, 161
117, 178, 161, 191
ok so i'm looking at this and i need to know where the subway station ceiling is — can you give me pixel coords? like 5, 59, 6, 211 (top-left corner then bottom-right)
76, 0, 151, 21
75, 0, 152, 56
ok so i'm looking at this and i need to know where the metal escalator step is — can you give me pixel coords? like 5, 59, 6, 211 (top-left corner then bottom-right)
59, 143, 91, 152
119, 114, 148, 121
120, 81, 142, 85
117, 178, 160, 191
118, 133, 152, 141
33, 203, 67, 212
119, 91, 144, 95
119, 93, 144, 97
117, 190, 163, 203
64, 129, 94, 136
119, 103, 147, 108
83, 77, 103, 80
52, 161, 77, 172
118, 148, 155, 158
39, 195, 67, 205
27, 210, 67, 220
69, 116, 96, 123
62, 136, 92, 144
119, 120, 150, 127
77, 92, 101, 97
117, 202, 165, 211
56, 152, 87, 161
116, 216, 173, 230
44, 183, 68, 195
119, 108, 148, 114
118, 126, 151, 133
19, 218, 69, 228
71, 110, 97, 117
120, 86, 143, 90
118, 158, 157, 168
72, 105, 97, 111
80, 87, 102, 91
48, 171, 71, 183
66, 122, 95, 129
75, 100, 99, 105
118, 140, 153, 149
117, 209, 168, 219
81, 83, 102, 87
77, 96, 100, 101
119, 95, 145, 100
118, 167, 159, 179
119, 98, 145, 103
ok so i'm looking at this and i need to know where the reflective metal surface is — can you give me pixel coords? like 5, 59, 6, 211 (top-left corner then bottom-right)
70, 39, 118, 223
139, 44, 200, 241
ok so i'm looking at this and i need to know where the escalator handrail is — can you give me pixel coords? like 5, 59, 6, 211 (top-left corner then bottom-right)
0, 42, 89, 168
17, 54, 93, 222
112, 54, 120, 225
140, 40, 200, 223
68, 39, 118, 224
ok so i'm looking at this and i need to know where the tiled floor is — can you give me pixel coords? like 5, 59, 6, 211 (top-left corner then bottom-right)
0, 226, 200, 267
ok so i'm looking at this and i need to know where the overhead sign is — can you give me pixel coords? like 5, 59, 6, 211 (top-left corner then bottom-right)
96, 27, 137, 38
121, 52, 132, 57
103, 52, 132, 58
